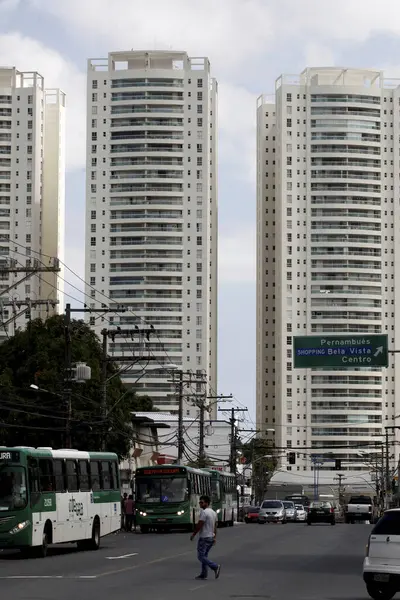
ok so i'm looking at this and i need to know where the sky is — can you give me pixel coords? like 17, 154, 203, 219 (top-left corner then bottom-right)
2, 0, 400, 430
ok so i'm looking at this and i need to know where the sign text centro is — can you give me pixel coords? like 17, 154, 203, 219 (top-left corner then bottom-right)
293, 334, 389, 369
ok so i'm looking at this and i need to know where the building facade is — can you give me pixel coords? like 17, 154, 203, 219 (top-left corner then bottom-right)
257, 68, 400, 479
85, 51, 218, 416
0, 68, 65, 336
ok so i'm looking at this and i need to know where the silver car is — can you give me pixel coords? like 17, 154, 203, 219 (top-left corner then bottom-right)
283, 500, 297, 522
258, 500, 287, 524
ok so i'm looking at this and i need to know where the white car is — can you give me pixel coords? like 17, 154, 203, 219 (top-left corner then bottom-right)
363, 508, 400, 600
295, 504, 307, 522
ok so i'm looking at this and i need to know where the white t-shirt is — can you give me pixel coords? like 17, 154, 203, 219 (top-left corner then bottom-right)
199, 507, 217, 539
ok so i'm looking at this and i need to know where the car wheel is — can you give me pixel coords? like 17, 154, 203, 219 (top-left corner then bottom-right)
331, 520, 336, 526
307, 521, 311, 526
366, 583, 396, 600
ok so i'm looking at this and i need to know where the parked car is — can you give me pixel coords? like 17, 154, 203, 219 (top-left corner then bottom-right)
295, 504, 307, 522
244, 506, 260, 523
363, 508, 400, 600
258, 500, 287, 524
307, 501, 335, 526
282, 501, 297, 522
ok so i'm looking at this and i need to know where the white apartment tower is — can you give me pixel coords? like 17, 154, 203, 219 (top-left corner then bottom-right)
257, 68, 400, 479
85, 51, 218, 415
0, 68, 65, 335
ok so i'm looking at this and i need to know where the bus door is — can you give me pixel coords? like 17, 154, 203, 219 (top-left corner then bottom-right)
77, 459, 91, 537
64, 459, 83, 542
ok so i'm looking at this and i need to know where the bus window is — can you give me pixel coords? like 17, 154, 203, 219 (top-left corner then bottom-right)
111, 461, 119, 490
66, 460, 78, 492
101, 461, 111, 490
78, 460, 90, 491
90, 461, 100, 491
39, 459, 54, 492
54, 459, 66, 492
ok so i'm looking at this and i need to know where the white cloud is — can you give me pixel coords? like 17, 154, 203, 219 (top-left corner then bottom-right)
303, 43, 335, 69
219, 228, 255, 284
28, 0, 274, 76
0, 0, 20, 11
0, 32, 85, 171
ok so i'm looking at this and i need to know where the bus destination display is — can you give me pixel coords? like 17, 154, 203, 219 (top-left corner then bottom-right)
142, 468, 181, 475
0, 451, 20, 462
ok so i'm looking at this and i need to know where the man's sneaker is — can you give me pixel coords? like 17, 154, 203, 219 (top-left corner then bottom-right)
195, 575, 207, 580
214, 565, 221, 579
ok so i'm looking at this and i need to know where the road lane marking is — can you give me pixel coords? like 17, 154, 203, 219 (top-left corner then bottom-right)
0, 575, 98, 580
98, 550, 193, 578
105, 553, 138, 560
189, 584, 207, 591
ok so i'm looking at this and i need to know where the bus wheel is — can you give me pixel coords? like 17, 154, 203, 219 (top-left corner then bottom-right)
88, 518, 101, 550
33, 523, 51, 558
140, 525, 149, 534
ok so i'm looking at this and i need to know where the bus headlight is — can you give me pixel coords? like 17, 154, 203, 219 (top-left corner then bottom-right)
177, 510, 184, 516
139, 511, 147, 517
216, 509, 221, 514
9, 520, 30, 535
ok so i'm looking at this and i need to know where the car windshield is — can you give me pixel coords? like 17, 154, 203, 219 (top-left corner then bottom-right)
136, 477, 188, 503
248, 506, 260, 513
283, 501, 294, 509
0, 466, 27, 511
295, 504, 304, 510
311, 502, 331, 508
262, 501, 282, 508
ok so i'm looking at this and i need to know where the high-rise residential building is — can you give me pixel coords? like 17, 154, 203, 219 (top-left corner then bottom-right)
0, 68, 65, 336
257, 68, 400, 479
85, 51, 217, 416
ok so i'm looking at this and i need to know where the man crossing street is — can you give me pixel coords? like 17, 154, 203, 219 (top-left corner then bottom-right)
190, 495, 221, 580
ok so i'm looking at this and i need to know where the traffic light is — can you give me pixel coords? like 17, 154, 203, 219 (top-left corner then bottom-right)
335, 459, 341, 470
288, 452, 296, 465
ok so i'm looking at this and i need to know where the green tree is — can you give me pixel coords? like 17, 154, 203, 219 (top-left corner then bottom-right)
0, 315, 153, 458
239, 438, 277, 504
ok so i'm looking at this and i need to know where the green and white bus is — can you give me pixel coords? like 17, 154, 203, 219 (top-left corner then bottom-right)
0, 447, 121, 557
206, 469, 236, 527
135, 464, 211, 533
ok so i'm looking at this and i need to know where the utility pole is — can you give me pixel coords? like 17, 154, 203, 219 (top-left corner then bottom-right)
385, 428, 390, 505
334, 474, 346, 509
63, 305, 126, 449
177, 370, 184, 463
198, 396, 206, 468
64, 303, 72, 448
0, 258, 60, 336
219, 406, 248, 522
101, 329, 108, 452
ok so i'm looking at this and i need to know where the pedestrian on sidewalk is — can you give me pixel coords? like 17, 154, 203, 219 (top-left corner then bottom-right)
121, 492, 127, 530
125, 494, 135, 532
190, 495, 221, 580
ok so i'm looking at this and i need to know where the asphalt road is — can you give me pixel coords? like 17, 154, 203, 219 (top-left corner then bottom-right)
0, 522, 372, 600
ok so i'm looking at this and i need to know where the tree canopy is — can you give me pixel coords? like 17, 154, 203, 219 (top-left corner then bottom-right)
0, 315, 153, 458
239, 437, 277, 504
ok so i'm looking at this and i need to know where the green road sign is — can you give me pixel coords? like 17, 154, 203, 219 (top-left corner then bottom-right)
293, 334, 388, 369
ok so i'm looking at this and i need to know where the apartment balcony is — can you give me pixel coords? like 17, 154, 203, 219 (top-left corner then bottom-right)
111, 105, 184, 115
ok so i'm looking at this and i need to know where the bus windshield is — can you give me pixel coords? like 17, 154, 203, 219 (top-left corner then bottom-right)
136, 477, 188, 503
0, 466, 27, 511
211, 480, 220, 503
